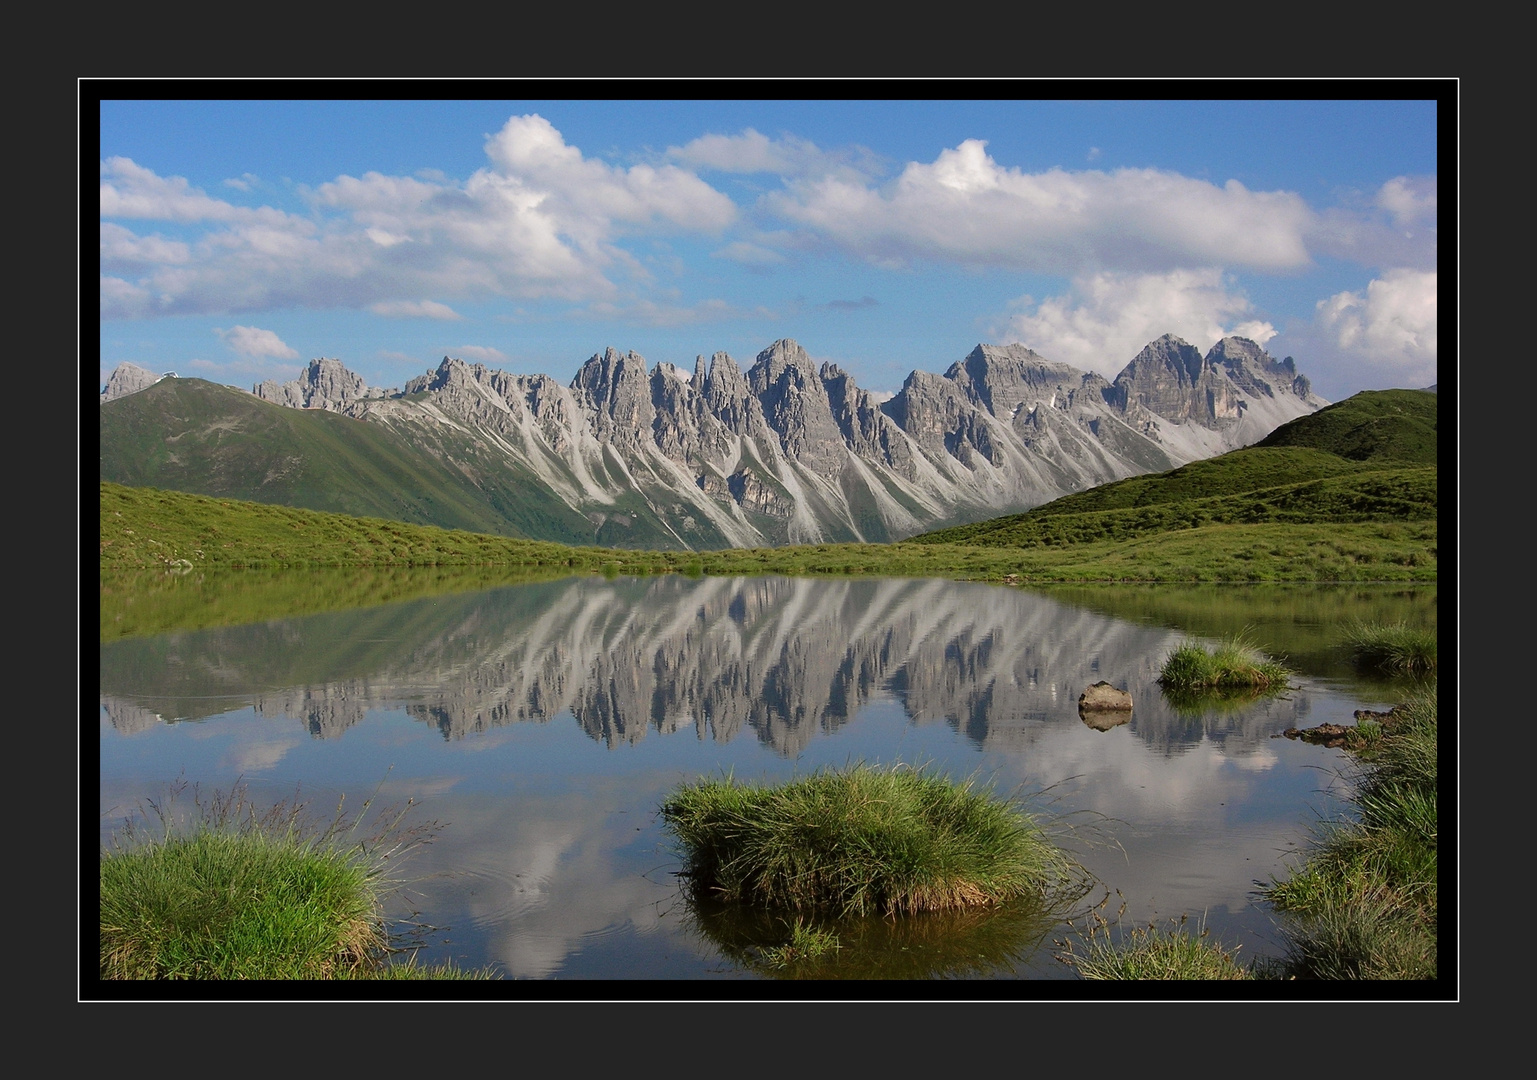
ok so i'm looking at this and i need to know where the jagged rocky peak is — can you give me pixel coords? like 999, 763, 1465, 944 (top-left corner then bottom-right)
1207, 336, 1316, 400
1108, 335, 1226, 423
953, 342, 1086, 416
572, 346, 655, 443
255, 357, 385, 410
402, 355, 470, 394
747, 339, 845, 476
100, 362, 164, 402
702, 350, 749, 405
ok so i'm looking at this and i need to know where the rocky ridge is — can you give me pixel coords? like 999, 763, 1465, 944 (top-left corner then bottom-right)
102, 334, 1327, 548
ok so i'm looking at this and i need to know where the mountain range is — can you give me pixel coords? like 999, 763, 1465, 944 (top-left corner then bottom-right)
100, 574, 1310, 758
100, 334, 1327, 550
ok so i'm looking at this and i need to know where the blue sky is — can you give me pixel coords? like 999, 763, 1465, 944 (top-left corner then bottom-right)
97, 93, 1441, 403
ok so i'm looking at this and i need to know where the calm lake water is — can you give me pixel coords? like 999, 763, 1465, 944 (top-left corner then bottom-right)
97, 573, 1434, 987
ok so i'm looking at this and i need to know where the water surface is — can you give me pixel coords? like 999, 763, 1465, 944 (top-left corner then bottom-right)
98, 573, 1432, 985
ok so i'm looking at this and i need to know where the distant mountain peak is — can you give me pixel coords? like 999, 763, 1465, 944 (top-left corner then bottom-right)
100, 333, 1330, 550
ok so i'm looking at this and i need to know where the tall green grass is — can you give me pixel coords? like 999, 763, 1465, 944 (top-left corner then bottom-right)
100, 779, 489, 980
1341, 620, 1437, 675
101, 828, 384, 979
660, 763, 1087, 918
1258, 686, 1438, 980
1156, 632, 1291, 692
1059, 910, 1250, 980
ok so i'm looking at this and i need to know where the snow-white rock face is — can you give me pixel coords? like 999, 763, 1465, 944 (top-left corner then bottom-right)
105, 334, 1329, 548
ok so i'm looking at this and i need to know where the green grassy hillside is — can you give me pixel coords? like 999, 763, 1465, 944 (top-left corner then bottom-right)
99, 378, 602, 545
912, 389, 1437, 549
100, 480, 1436, 588
1256, 388, 1437, 463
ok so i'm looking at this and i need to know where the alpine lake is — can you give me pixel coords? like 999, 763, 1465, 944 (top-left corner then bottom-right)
98, 568, 1436, 986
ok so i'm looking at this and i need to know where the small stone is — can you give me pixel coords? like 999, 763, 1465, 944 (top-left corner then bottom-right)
1078, 681, 1133, 711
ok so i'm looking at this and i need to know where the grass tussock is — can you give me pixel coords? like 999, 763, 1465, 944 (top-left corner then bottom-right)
1059, 908, 1251, 980
1157, 631, 1291, 692
100, 778, 492, 980
1341, 620, 1437, 675
1259, 686, 1438, 980
660, 763, 1084, 918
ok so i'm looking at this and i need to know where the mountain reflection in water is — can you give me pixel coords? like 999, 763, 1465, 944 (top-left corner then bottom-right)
99, 574, 1425, 983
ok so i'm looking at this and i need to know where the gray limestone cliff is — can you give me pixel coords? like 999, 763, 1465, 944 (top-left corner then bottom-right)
100, 362, 165, 403
253, 357, 388, 410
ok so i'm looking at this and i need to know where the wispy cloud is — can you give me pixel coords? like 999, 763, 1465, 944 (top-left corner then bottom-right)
369, 299, 462, 320
215, 325, 298, 359
453, 344, 510, 364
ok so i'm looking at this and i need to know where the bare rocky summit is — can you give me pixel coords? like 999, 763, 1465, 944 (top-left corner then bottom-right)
252, 357, 387, 410
99, 361, 167, 403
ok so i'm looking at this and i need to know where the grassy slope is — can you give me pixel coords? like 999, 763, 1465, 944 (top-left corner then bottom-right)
100, 378, 601, 545
912, 390, 1438, 549
100, 480, 1436, 587
98, 387, 1439, 584
1255, 387, 1438, 463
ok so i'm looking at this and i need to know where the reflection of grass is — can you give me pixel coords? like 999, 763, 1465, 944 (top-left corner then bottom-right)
1341, 620, 1437, 675
101, 563, 574, 643
1157, 632, 1291, 692
691, 896, 1065, 980
1158, 684, 1282, 718
756, 919, 842, 968
661, 763, 1085, 917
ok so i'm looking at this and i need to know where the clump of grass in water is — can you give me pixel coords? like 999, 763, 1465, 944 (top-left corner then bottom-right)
100, 777, 487, 980
1341, 620, 1437, 675
660, 762, 1084, 918
1059, 906, 1250, 980
1258, 686, 1438, 980
1157, 630, 1291, 692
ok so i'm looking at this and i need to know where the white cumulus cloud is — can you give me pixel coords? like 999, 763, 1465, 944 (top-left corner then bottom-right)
1376, 176, 1437, 229
100, 116, 741, 320
766, 139, 1316, 275
215, 325, 298, 359
998, 269, 1275, 376
1314, 269, 1436, 382
101, 157, 290, 226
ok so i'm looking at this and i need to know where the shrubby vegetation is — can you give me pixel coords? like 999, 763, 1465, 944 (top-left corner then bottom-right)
1059, 911, 1252, 981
